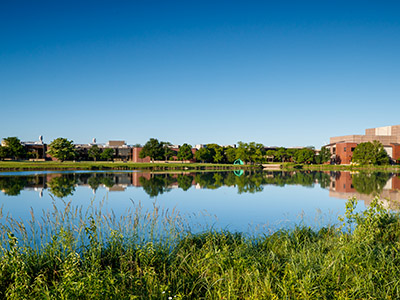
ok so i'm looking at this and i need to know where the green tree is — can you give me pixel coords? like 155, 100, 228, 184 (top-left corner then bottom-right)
286, 148, 299, 162
213, 147, 225, 163
195, 147, 212, 163
225, 147, 237, 163
88, 145, 101, 161
205, 144, 220, 162
249, 142, 265, 164
177, 143, 193, 162
317, 146, 331, 164
0, 146, 9, 160
265, 150, 276, 162
352, 141, 390, 165
100, 148, 114, 161
47, 138, 76, 162
236, 142, 250, 164
294, 148, 315, 164
161, 142, 176, 161
2, 137, 26, 159
139, 138, 164, 163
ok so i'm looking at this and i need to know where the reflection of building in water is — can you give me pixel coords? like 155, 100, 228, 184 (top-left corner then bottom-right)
329, 172, 400, 209
107, 185, 127, 192
132, 172, 151, 186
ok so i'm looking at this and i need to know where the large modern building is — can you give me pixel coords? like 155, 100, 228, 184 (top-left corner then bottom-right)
327, 125, 400, 164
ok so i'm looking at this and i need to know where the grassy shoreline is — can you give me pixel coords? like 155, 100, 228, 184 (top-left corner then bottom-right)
0, 161, 261, 172
0, 197, 399, 298
1, 160, 399, 173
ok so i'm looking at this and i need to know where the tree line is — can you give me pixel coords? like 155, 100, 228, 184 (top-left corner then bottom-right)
139, 138, 333, 164
0, 136, 397, 165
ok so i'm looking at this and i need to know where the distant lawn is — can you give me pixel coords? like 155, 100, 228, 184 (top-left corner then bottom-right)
0, 160, 260, 171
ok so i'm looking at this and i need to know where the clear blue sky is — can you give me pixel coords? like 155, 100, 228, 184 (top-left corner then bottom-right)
1, 1, 399, 148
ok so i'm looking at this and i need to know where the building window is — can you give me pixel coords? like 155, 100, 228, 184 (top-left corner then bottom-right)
333, 148, 336, 154
344, 147, 346, 152
351, 147, 355, 152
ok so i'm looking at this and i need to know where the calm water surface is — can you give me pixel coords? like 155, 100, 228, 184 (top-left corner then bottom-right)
0, 170, 399, 233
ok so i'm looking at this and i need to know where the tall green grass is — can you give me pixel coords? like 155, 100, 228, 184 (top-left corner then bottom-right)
1, 197, 400, 299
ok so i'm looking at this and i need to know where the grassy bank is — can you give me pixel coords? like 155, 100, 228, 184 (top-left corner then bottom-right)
0, 161, 261, 172
1, 197, 400, 299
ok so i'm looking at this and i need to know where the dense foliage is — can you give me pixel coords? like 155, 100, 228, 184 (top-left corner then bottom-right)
139, 138, 165, 163
177, 143, 193, 161
0, 137, 26, 160
352, 141, 390, 165
0, 197, 400, 299
47, 138, 77, 162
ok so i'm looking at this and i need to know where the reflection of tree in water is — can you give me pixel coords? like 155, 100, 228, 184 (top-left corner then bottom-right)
177, 174, 193, 191
87, 174, 116, 191
194, 173, 222, 189
235, 173, 264, 194
102, 177, 115, 188
194, 172, 265, 194
0, 176, 28, 196
139, 175, 175, 197
351, 172, 391, 196
88, 176, 101, 191
262, 171, 330, 188
48, 175, 77, 198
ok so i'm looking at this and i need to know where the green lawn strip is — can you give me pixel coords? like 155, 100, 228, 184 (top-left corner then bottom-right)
0, 161, 261, 171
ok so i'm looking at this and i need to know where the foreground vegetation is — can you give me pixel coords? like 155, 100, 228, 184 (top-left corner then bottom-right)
1, 197, 400, 299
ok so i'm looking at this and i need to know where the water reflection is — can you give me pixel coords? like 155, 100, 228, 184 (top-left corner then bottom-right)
328, 171, 400, 209
0, 171, 399, 207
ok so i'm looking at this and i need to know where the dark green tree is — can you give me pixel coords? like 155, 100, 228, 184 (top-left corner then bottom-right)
317, 146, 332, 164
213, 147, 225, 163
177, 143, 193, 162
236, 142, 250, 164
249, 142, 265, 164
88, 145, 101, 161
294, 148, 315, 164
0, 146, 9, 160
100, 148, 114, 161
47, 138, 76, 162
265, 150, 276, 162
225, 147, 237, 163
2, 137, 26, 159
352, 141, 390, 165
195, 147, 212, 163
161, 142, 176, 161
139, 138, 164, 163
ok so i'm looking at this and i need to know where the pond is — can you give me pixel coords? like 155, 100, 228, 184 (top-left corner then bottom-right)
0, 170, 399, 234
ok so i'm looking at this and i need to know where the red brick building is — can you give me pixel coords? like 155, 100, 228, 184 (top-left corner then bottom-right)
328, 125, 400, 164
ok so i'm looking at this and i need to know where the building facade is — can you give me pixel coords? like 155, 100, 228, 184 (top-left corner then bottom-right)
328, 125, 400, 164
